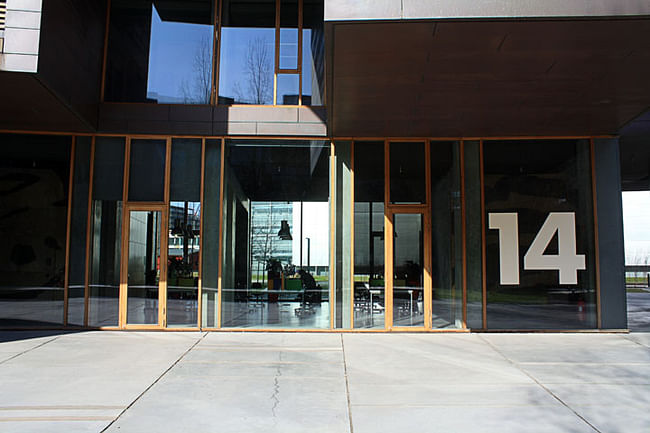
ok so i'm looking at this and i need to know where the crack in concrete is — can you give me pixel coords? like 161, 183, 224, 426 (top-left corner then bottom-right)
341, 334, 354, 433
621, 334, 650, 349
270, 351, 282, 419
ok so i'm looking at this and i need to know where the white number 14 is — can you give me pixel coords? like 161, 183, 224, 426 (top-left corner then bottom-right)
488, 212, 586, 286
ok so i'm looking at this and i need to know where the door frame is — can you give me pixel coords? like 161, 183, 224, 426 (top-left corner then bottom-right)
384, 140, 432, 330
119, 203, 169, 329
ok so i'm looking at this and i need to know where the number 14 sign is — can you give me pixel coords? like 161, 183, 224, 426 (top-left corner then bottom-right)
488, 212, 586, 286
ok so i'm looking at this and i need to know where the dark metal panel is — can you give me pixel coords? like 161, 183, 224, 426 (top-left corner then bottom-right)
0, 72, 94, 132
330, 19, 650, 137
38, 0, 107, 129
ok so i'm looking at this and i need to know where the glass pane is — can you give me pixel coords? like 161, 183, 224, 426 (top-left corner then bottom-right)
354, 141, 385, 329
201, 139, 221, 327
301, 0, 324, 106
168, 138, 202, 327
218, 0, 275, 104
105, 0, 215, 104
390, 142, 426, 204
221, 139, 330, 329
277, 73, 300, 105
334, 141, 352, 328
464, 141, 483, 328
89, 138, 125, 327
168, 202, 200, 327
0, 134, 70, 327
484, 140, 597, 329
279, 0, 298, 70
129, 139, 166, 202
170, 139, 201, 202
127, 210, 162, 325
392, 214, 424, 327
430, 141, 463, 329
68, 137, 92, 326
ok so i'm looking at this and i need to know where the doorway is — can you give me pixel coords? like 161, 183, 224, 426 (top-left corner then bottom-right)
120, 205, 167, 328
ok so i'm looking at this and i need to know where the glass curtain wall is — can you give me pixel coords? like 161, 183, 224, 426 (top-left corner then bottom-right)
389, 142, 427, 327
353, 141, 385, 329
168, 138, 202, 327
221, 139, 330, 328
430, 141, 463, 329
464, 141, 484, 328
105, 0, 215, 104
277, 0, 300, 104
201, 139, 221, 327
302, 0, 324, 106
67, 137, 92, 326
0, 134, 71, 327
88, 137, 125, 327
484, 140, 597, 329
218, 0, 324, 105
218, 0, 276, 104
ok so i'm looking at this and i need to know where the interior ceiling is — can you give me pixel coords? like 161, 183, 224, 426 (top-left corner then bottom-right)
328, 18, 650, 138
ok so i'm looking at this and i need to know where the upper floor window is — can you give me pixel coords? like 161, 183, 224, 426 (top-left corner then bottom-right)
103, 0, 324, 106
104, 0, 215, 104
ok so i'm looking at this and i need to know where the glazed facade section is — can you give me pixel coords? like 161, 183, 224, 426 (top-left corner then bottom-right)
0, 133, 603, 330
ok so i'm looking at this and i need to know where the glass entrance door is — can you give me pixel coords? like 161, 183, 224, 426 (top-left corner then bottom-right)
121, 206, 167, 327
386, 211, 429, 328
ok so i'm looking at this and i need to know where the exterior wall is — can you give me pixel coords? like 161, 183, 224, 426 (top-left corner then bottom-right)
37, 0, 107, 129
325, 0, 650, 21
98, 105, 328, 137
0, 0, 41, 73
0, 132, 630, 331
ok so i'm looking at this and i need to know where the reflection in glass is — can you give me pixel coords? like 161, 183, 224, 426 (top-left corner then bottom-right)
221, 139, 330, 328
302, 0, 324, 105
431, 141, 463, 329
464, 141, 483, 328
129, 139, 166, 202
277, 74, 300, 105
279, 0, 299, 70
201, 140, 221, 327
390, 142, 426, 204
219, 0, 275, 104
105, 0, 215, 104
392, 214, 424, 327
168, 202, 200, 327
127, 211, 161, 325
168, 138, 202, 327
0, 134, 70, 327
354, 141, 385, 328
484, 140, 597, 329
68, 137, 92, 326
89, 137, 125, 327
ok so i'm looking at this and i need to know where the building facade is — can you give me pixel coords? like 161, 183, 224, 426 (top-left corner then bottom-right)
1, 0, 649, 331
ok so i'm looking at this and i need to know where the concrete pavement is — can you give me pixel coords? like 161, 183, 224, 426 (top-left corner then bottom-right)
0, 331, 649, 433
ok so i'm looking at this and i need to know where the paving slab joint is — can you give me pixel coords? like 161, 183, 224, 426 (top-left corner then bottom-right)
477, 335, 604, 433
0, 335, 59, 366
99, 332, 208, 433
